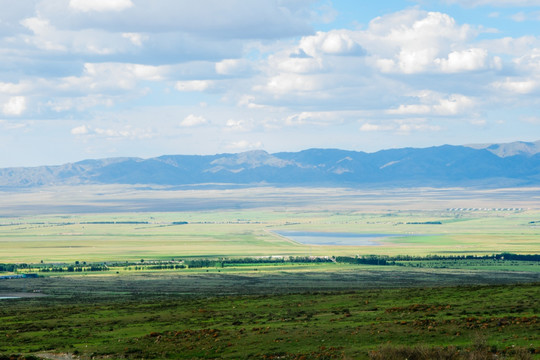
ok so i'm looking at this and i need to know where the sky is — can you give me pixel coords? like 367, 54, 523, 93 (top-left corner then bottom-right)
1, 0, 540, 167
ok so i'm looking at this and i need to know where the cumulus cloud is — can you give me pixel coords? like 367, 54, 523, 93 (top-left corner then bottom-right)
180, 114, 208, 127
2, 96, 26, 116
366, 10, 491, 74
3, 2, 540, 164
68, 122, 156, 139
359, 120, 442, 133
175, 80, 212, 92
359, 123, 394, 132
268, 52, 324, 74
227, 140, 263, 151
435, 48, 490, 72
262, 74, 322, 95
387, 92, 475, 116
47, 96, 114, 112
33, 63, 167, 102
395, 121, 442, 133
284, 112, 342, 126
18, 14, 146, 56
215, 59, 252, 76
69, 0, 134, 12
83, 63, 165, 84
41, 0, 315, 39
225, 119, 252, 132
121, 32, 147, 46
443, 0, 540, 7
71, 125, 89, 135
8, 0, 321, 70
240, 7, 517, 119
522, 116, 540, 124
94, 126, 155, 139
299, 30, 366, 56
0, 82, 28, 94
492, 78, 538, 94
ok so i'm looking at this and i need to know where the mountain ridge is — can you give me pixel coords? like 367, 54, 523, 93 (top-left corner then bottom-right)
466, 140, 540, 157
1, 142, 539, 189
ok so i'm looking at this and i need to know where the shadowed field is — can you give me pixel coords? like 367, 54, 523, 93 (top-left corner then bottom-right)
0, 275, 538, 359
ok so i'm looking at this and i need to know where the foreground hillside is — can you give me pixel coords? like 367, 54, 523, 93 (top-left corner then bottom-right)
1, 277, 538, 359
1, 141, 540, 188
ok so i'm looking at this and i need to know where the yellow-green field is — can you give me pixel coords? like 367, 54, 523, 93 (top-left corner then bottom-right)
1, 186, 539, 360
1, 207, 539, 263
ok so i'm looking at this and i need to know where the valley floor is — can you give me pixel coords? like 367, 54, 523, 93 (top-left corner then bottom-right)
0, 268, 539, 359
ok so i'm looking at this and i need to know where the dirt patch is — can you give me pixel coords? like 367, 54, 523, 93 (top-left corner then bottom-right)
36, 353, 80, 360
0, 292, 47, 298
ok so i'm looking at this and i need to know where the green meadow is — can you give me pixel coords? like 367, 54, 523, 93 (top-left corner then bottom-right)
0, 186, 539, 359
0, 275, 538, 359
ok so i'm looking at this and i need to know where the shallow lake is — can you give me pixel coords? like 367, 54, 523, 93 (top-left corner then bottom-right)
273, 230, 406, 246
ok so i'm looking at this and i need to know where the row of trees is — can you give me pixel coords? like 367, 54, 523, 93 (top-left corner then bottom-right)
1, 253, 538, 273
39, 265, 109, 272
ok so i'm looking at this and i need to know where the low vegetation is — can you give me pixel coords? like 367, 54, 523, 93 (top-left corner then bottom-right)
0, 278, 538, 359
0, 188, 538, 358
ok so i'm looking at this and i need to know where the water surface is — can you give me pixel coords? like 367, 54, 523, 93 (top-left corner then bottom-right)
273, 230, 404, 246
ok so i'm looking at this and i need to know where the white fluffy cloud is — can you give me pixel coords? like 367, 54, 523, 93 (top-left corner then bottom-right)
180, 114, 208, 127
299, 30, 366, 56
3, 1, 540, 166
387, 92, 475, 116
71, 125, 89, 135
227, 140, 263, 151
360, 120, 442, 133
240, 8, 503, 116
121, 32, 147, 46
225, 119, 253, 132
263, 74, 322, 95
2, 96, 26, 116
215, 59, 252, 76
71, 125, 156, 139
492, 78, 538, 94
436, 48, 492, 73
36, 0, 315, 39
175, 80, 213, 92
284, 112, 342, 126
365, 10, 500, 74
69, 0, 133, 12
444, 0, 540, 6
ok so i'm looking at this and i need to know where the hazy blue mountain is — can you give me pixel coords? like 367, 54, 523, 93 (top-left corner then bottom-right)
467, 140, 540, 157
1, 142, 539, 188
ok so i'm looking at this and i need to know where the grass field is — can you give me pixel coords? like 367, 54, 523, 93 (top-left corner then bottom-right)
0, 207, 539, 263
0, 186, 539, 359
0, 274, 538, 359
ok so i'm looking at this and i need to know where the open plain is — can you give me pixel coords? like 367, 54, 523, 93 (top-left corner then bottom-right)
1, 186, 539, 359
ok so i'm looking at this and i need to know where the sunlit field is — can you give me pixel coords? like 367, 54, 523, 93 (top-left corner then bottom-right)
1, 207, 538, 263
1, 186, 539, 359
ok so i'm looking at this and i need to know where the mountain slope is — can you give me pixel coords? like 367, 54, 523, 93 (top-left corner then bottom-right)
1, 143, 539, 188
467, 140, 540, 157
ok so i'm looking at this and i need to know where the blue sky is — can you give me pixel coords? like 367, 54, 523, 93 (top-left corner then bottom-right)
1, 0, 540, 167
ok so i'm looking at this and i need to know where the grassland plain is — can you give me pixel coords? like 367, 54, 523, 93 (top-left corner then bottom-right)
0, 207, 539, 262
1, 186, 539, 359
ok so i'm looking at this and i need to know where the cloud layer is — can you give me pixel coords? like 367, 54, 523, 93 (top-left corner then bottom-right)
1, 0, 540, 166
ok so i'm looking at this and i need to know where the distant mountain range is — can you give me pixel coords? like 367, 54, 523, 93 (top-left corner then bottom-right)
467, 140, 540, 158
1, 141, 540, 188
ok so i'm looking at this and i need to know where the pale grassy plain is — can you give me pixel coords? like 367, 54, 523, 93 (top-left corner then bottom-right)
1, 185, 539, 263
1, 207, 539, 263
